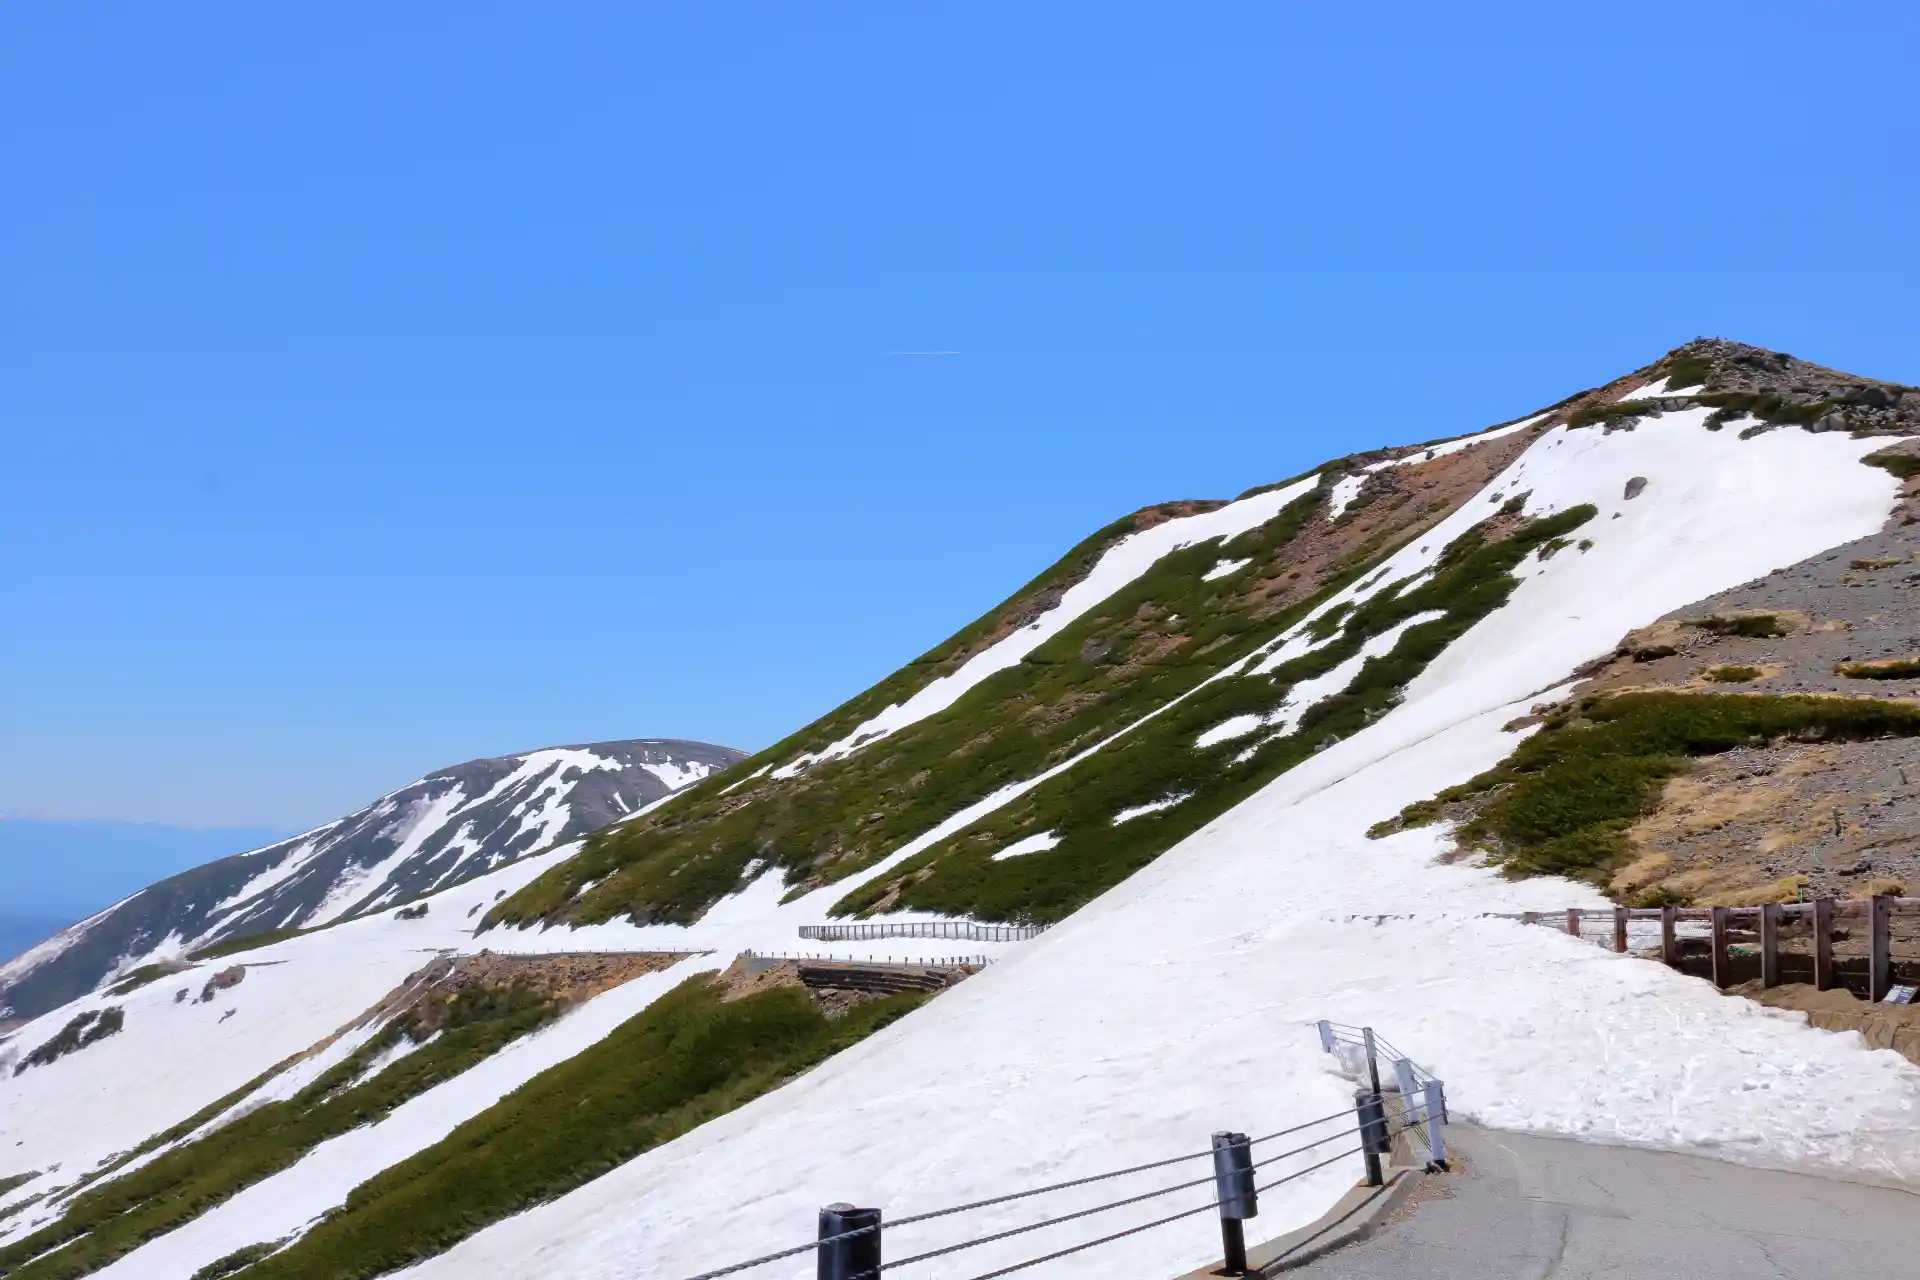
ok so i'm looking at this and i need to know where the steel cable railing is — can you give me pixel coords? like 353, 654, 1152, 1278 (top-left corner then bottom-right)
676, 1110, 1363, 1280
953, 1127, 1409, 1280
678, 1025, 1444, 1280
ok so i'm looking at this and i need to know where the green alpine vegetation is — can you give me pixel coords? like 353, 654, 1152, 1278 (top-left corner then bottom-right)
1836, 659, 1920, 680
1685, 613, 1786, 639
13, 1009, 123, 1077
487, 479, 1377, 930
102, 965, 179, 997
488, 417, 1565, 935
1863, 448, 1920, 481
0, 979, 564, 1280
228, 975, 926, 1280
1372, 691, 1920, 885
1703, 665, 1762, 683
835, 504, 1599, 923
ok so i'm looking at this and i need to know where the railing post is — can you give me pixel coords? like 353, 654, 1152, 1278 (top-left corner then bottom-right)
1361, 1026, 1382, 1097
1422, 1080, 1449, 1170
1815, 898, 1835, 991
1761, 903, 1781, 988
1711, 906, 1732, 989
1211, 1131, 1257, 1274
1566, 907, 1581, 937
1393, 1057, 1422, 1126
1613, 907, 1629, 953
1316, 1019, 1335, 1053
1660, 906, 1679, 967
817, 1203, 880, 1280
1871, 895, 1894, 1002
1354, 1092, 1390, 1188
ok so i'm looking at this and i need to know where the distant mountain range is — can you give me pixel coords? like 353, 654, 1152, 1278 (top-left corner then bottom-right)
0, 818, 294, 921
0, 739, 742, 1020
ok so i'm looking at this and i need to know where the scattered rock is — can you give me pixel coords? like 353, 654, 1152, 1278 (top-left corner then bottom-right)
1623, 476, 1649, 501
199, 966, 246, 1003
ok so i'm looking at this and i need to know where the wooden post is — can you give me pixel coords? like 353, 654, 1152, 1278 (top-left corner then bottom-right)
1814, 898, 1835, 992
1661, 906, 1679, 967
1566, 908, 1582, 938
1760, 903, 1781, 988
1711, 906, 1732, 989
1871, 895, 1894, 1002
1613, 907, 1629, 953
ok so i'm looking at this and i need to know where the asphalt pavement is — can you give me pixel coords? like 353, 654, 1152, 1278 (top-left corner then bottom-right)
1289, 1123, 1920, 1279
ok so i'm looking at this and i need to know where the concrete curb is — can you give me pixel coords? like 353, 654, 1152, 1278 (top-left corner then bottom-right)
1244, 1163, 1425, 1274
1175, 1125, 1436, 1278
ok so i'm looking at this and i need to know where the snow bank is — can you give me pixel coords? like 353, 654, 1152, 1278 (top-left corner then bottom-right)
391, 412, 1920, 1280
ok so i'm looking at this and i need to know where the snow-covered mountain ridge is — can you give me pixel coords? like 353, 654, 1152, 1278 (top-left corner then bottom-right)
6, 340, 1920, 1280
0, 739, 743, 1022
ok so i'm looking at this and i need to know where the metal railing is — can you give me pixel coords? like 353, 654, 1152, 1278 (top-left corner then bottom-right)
798, 922, 1049, 943
676, 1024, 1447, 1280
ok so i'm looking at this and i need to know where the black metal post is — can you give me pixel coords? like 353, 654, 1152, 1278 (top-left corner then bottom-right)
817, 1203, 880, 1280
1361, 1026, 1382, 1098
1211, 1130, 1257, 1274
1354, 1091, 1389, 1188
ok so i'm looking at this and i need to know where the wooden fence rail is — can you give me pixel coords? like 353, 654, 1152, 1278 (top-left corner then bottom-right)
1493, 896, 1920, 1000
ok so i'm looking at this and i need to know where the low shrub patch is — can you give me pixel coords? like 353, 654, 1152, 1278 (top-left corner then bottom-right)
1863, 448, 1920, 481
1657, 355, 1715, 390
13, 1008, 123, 1076
1836, 659, 1920, 680
187, 929, 304, 963
1697, 391, 1832, 430
190, 1243, 280, 1280
1375, 692, 1920, 885
1704, 665, 1761, 683
1685, 614, 1786, 639
103, 966, 174, 997
1566, 402, 1647, 429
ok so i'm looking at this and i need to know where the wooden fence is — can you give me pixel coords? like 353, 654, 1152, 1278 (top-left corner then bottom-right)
1496, 896, 1920, 1001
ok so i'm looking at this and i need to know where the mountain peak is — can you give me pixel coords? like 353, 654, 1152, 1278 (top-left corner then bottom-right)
0, 737, 745, 1021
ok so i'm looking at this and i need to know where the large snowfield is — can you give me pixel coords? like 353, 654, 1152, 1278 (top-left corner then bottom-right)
9, 408, 1920, 1280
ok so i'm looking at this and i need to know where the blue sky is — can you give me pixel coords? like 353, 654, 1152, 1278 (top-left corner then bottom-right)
3, 3, 1917, 830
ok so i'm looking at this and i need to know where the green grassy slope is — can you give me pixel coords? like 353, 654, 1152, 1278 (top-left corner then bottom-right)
229, 975, 925, 1280
1372, 691, 1920, 887
487, 418, 1568, 933
0, 982, 563, 1280
838, 506, 1598, 921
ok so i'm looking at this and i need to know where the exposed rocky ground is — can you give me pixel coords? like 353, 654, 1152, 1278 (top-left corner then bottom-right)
1556, 458, 1920, 907
1542, 337, 1920, 438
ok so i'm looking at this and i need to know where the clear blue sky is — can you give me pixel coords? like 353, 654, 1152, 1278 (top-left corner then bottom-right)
3, 3, 1916, 829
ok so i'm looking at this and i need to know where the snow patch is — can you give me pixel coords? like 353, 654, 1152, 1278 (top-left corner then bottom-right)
1113, 795, 1190, 824
1202, 557, 1251, 582
990, 832, 1061, 862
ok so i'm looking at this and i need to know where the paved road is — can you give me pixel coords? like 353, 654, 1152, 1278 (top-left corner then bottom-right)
1292, 1124, 1920, 1279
